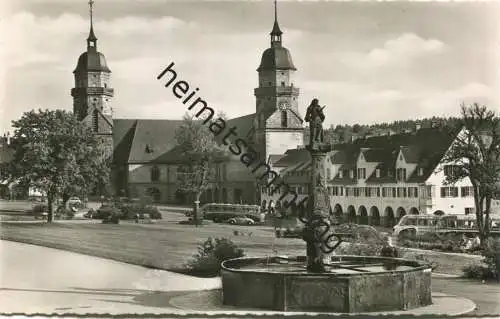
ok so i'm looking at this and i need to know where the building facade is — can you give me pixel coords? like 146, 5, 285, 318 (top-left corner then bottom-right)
71, 2, 304, 204
262, 126, 481, 226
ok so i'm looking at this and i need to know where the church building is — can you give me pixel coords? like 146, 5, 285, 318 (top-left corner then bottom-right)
71, 1, 305, 205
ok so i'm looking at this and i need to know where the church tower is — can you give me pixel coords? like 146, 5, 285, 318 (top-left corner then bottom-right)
71, 0, 114, 158
254, 0, 304, 162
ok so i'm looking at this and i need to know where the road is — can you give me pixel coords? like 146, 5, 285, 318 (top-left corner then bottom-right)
0, 239, 498, 315
0, 240, 220, 314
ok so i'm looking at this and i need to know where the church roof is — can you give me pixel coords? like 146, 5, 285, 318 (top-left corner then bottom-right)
113, 113, 257, 165
257, 46, 296, 71
113, 119, 183, 164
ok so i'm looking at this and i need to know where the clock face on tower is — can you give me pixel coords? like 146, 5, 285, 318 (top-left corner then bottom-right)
278, 101, 290, 111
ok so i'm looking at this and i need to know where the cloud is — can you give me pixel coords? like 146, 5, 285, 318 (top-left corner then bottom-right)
340, 33, 446, 70
0, 11, 191, 69
98, 16, 189, 37
420, 82, 494, 116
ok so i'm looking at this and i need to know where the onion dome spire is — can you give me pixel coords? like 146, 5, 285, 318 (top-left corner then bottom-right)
270, 0, 282, 47
87, 0, 97, 51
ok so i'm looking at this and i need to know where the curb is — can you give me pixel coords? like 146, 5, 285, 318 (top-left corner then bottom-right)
432, 272, 462, 278
167, 290, 477, 317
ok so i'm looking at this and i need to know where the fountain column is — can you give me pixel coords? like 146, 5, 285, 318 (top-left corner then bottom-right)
305, 144, 334, 271
303, 98, 334, 272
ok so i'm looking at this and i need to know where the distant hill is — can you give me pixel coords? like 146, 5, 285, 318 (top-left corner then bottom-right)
303, 116, 462, 144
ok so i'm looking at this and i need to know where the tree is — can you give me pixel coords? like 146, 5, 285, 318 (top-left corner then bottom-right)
441, 103, 500, 247
174, 113, 226, 225
0, 109, 110, 222
352, 123, 362, 134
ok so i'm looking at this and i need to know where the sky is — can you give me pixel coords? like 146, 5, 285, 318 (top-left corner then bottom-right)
1, 0, 499, 134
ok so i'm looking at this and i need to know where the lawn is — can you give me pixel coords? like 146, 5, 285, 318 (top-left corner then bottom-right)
0, 215, 485, 276
0, 219, 306, 271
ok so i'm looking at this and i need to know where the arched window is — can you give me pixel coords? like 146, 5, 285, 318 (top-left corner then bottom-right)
281, 111, 287, 128
92, 109, 99, 132
150, 165, 160, 182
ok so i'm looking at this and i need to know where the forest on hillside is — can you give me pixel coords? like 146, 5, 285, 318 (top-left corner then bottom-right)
303, 116, 462, 144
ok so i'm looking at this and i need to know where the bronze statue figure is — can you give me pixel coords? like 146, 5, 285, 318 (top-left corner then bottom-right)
305, 98, 326, 147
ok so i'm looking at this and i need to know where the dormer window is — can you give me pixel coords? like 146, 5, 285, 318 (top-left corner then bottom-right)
357, 168, 366, 179
375, 169, 381, 178
145, 144, 154, 154
418, 168, 424, 176
396, 168, 407, 181
339, 170, 343, 179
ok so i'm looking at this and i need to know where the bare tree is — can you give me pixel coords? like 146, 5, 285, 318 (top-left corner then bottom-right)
441, 103, 500, 247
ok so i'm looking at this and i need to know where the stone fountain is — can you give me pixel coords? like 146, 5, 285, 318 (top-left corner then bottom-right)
220, 98, 433, 313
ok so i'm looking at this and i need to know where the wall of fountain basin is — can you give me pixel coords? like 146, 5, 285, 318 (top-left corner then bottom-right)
221, 255, 432, 313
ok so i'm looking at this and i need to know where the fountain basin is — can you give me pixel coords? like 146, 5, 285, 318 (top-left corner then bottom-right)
221, 255, 432, 313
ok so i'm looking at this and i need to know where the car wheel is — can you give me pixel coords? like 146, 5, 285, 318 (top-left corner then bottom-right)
247, 221, 253, 225
229, 220, 235, 224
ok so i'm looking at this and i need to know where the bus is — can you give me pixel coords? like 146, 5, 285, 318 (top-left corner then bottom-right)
392, 215, 440, 238
393, 213, 500, 238
198, 203, 261, 223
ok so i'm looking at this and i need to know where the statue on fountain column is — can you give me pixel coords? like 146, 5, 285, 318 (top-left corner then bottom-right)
305, 98, 326, 149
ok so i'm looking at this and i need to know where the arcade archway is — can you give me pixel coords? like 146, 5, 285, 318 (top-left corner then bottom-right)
385, 206, 395, 228
370, 206, 380, 226
347, 205, 356, 223
358, 206, 368, 225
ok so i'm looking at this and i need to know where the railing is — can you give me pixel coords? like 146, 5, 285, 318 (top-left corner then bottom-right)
71, 87, 114, 96
254, 87, 300, 96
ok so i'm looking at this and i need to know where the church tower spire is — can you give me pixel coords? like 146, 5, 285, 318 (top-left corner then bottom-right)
270, 0, 282, 47
253, 0, 303, 162
71, 0, 114, 159
87, 0, 97, 50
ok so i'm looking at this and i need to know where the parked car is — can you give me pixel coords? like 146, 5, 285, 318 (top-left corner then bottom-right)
67, 197, 82, 208
275, 225, 304, 238
84, 209, 95, 219
93, 204, 122, 220
227, 216, 255, 225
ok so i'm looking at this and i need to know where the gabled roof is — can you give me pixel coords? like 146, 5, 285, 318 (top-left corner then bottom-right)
362, 148, 392, 162
113, 113, 257, 165
365, 163, 397, 184
273, 148, 311, 167
113, 119, 137, 164
112, 119, 184, 164
226, 113, 256, 140
269, 154, 285, 166
303, 127, 458, 184
400, 146, 421, 163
